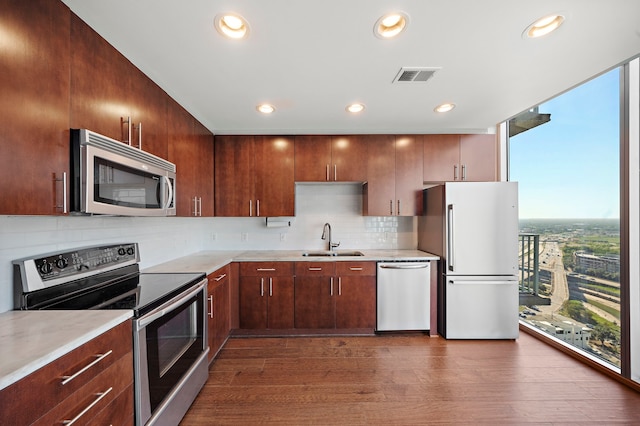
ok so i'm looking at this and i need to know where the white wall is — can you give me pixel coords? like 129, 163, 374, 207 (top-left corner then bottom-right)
0, 183, 416, 313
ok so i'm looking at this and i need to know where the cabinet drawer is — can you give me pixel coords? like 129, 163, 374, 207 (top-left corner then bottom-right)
208, 264, 230, 289
336, 261, 376, 276
0, 320, 132, 425
239, 262, 294, 276
295, 261, 336, 276
33, 352, 133, 425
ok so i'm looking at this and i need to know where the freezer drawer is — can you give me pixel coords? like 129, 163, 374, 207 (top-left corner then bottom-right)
376, 262, 430, 331
444, 276, 518, 339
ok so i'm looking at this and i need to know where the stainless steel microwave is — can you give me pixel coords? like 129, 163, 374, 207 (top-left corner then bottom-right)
71, 129, 176, 216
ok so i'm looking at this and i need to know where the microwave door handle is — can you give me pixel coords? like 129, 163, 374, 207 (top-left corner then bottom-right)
163, 176, 174, 209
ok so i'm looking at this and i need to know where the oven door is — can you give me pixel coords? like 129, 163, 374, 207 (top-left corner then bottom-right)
134, 278, 208, 425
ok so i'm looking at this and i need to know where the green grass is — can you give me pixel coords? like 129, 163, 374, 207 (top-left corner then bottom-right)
584, 297, 620, 319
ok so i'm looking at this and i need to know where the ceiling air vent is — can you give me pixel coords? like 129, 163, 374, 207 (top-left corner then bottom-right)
393, 67, 439, 84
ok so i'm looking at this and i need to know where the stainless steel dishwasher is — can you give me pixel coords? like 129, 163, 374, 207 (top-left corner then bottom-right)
376, 261, 431, 331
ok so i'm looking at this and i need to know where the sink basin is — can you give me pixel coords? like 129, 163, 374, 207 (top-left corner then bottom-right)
301, 251, 364, 257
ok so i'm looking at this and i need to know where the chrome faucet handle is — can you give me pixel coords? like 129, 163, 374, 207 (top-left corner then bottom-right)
331, 241, 341, 249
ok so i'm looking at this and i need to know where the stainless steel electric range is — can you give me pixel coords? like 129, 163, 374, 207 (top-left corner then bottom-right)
13, 243, 209, 426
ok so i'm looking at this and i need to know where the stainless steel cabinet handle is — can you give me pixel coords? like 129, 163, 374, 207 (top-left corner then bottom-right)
326, 164, 329, 181
257, 199, 260, 217
260, 278, 264, 297
462, 164, 466, 181
214, 273, 227, 281
61, 350, 113, 385
257, 268, 276, 272
61, 387, 112, 425
338, 277, 342, 296
454, 164, 458, 180
308, 267, 322, 271
208, 295, 214, 318
397, 200, 400, 216
193, 197, 198, 216
54, 172, 67, 214
269, 277, 273, 296
334, 164, 337, 181
138, 122, 142, 150
330, 277, 334, 296
389, 200, 393, 215
349, 267, 363, 271
249, 200, 252, 217
198, 196, 202, 216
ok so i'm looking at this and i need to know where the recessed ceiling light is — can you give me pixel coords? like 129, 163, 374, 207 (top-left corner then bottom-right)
523, 14, 565, 39
374, 12, 409, 39
214, 13, 250, 39
256, 104, 275, 114
346, 103, 365, 113
434, 103, 456, 113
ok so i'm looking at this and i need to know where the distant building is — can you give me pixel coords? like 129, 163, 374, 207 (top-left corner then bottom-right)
573, 251, 620, 273
533, 320, 591, 348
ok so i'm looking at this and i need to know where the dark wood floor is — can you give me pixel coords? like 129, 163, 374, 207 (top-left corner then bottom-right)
181, 332, 640, 425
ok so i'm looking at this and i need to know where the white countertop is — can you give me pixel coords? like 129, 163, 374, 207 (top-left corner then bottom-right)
142, 249, 439, 275
0, 310, 132, 390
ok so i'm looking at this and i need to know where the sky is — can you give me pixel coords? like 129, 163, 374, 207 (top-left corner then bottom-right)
509, 68, 620, 219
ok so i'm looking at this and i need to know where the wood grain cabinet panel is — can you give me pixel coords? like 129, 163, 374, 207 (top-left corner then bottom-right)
207, 265, 230, 361
294, 135, 332, 181
215, 135, 294, 217
0, 0, 71, 215
239, 262, 295, 329
423, 134, 497, 182
294, 135, 368, 182
0, 320, 133, 425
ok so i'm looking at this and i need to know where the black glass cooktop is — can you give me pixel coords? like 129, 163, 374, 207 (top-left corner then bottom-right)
23, 266, 205, 317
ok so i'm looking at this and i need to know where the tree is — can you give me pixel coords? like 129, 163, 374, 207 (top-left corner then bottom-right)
591, 324, 615, 346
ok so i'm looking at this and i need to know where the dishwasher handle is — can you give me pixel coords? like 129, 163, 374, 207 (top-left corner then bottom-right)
378, 263, 429, 269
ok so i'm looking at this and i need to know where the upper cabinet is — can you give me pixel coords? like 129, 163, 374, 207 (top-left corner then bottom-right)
363, 135, 424, 216
0, 1, 71, 215
423, 134, 497, 182
215, 135, 294, 217
167, 100, 214, 217
294, 135, 368, 182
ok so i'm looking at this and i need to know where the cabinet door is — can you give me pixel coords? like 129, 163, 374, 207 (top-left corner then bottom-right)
395, 135, 424, 216
213, 279, 230, 352
267, 276, 295, 329
254, 135, 295, 216
331, 136, 368, 181
128, 67, 168, 159
168, 100, 198, 217
335, 275, 376, 329
193, 120, 215, 216
295, 276, 335, 328
295, 135, 332, 181
459, 134, 497, 182
215, 135, 255, 216
239, 276, 267, 329
362, 135, 396, 216
0, 1, 70, 215
423, 134, 460, 182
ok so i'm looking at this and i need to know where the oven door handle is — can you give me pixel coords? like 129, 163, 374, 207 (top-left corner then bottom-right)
136, 279, 206, 329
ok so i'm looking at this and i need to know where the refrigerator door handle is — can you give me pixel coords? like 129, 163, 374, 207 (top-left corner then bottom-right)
447, 204, 454, 271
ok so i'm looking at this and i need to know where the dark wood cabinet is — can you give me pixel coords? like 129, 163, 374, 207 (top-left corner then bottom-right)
294, 135, 368, 182
0, 0, 71, 215
363, 135, 423, 216
238, 262, 295, 329
168, 100, 214, 217
424, 134, 496, 182
207, 265, 230, 362
215, 135, 294, 216
294, 261, 376, 330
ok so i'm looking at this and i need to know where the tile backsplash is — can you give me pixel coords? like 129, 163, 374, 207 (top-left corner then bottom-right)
0, 183, 416, 313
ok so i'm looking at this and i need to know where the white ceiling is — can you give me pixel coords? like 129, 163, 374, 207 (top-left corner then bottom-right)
61, 0, 640, 136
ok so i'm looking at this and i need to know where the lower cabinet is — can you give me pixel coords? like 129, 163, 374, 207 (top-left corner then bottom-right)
295, 261, 376, 330
239, 262, 295, 329
0, 320, 134, 425
207, 265, 231, 362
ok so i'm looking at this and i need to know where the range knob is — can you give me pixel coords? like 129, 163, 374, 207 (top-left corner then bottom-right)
126, 247, 135, 256
117, 248, 126, 256
55, 258, 68, 269
39, 262, 53, 275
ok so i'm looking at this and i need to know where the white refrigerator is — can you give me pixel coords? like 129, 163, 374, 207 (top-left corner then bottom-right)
418, 182, 519, 339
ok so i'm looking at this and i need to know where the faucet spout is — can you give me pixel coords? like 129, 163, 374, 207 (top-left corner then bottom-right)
321, 222, 340, 251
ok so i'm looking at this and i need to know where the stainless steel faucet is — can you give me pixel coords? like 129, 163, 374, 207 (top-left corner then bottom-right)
321, 222, 340, 251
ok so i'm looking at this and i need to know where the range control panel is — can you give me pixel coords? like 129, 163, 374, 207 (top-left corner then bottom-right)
33, 243, 138, 281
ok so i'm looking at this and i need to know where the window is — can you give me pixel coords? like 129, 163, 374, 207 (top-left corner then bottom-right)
509, 68, 622, 369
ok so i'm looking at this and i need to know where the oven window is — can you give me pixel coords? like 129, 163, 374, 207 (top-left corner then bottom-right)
145, 292, 204, 411
94, 157, 162, 209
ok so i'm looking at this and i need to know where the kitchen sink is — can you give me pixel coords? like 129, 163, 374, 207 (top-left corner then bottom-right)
301, 251, 364, 257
